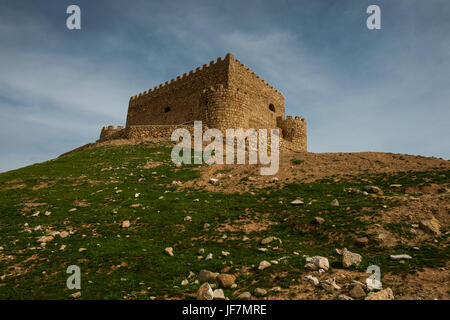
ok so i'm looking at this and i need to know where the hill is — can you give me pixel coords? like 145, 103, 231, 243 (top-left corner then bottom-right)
0, 141, 448, 299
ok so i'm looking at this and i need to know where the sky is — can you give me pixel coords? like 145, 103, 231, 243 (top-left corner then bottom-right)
0, 0, 449, 172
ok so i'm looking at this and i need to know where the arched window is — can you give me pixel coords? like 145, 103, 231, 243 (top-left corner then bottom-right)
269, 104, 275, 112
164, 106, 171, 113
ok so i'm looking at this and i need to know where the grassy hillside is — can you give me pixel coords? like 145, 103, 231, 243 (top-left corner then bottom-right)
0, 142, 448, 299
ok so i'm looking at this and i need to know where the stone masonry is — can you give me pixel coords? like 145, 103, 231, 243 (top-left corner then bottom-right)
99, 53, 307, 152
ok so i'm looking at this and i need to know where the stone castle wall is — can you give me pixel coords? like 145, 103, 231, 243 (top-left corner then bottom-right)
102, 53, 307, 152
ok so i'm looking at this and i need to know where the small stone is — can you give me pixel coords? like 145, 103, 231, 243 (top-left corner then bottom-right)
121, 220, 131, 228
312, 256, 329, 270
197, 283, 214, 300
198, 270, 218, 282
305, 275, 319, 286
217, 274, 236, 288
209, 178, 219, 185
330, 199, 339, 207
37, 236, 54, 243
261, 236, 277, 245
337, 294, 354, 300
181, 279, 189, 286
270, 260, 278, 265
355, 237, 369, 246
78, 248, 86, 252
258, 248, 268, 252
205, 253, 213, 260
270, 286, 281, 292
70, 291, 81, 298
203, 223, 210, 229
314, 217, 325, 225
212, 289, 226, 300
364, 186, 382, 194
68, 208, 77, 212
304, 263, 318, 271
290, 199, 304, 206
349, 284, 366, 299
253, 288, 267, 297
59, 231, 69, 238
164, 247, 174, 256
321, 278, 341, 291
419, 217, 441, 236
365, 288, 394, 300
237, 292, 251, 299
390, 184, 402, 188
59, 245, 66, 250
342, 248, 362, 268
221, 251, 230, 257
198, 248, 205, 254
390, 254, 412, 260
258, 260, 271, 270
184, 216, 192, 222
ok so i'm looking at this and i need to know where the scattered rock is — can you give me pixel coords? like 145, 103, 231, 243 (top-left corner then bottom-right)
121, 220, 131, 228
203, 223, 210, 229
212, 289, 226, 300
253, 288, 267, 297
70, 291, 81, 298
261, 236, 278, 245
217, 274, 236, 288
184, 216, 192, 222
419, 217, 441, 236
221, 251, 230, 257
290, 199, 304, 206
312, 256, 329, 270
390, 254, 412, 260
237, 291, 252, 299
321, 278, 341, 291
305, 275, 319, 286
164, 247, 174, 256
349, 284, 366, 299
330, 199, 339, 207
365, 288, 394, 300
355, 237, 369, 246
197, 283, 214, 300
342, 248, 362, 268
209, 178, 219, 185
198, 270, 218, 282
270, 286, 281, 292
314, 217, 325, 225
78, 248, 86, 252
37, 236, 54, 243
205, 253, 213, 260
59, 231, 69, 238
181, 279, 189, 286
337, 294, 354, 300
364, 186, 382, 194
258, 260, 271, 270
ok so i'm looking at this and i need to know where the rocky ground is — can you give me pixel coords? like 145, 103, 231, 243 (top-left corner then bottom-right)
0, 140, 448, 300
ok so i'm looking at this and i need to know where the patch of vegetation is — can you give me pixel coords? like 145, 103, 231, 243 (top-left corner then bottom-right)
0, 142, 448, 299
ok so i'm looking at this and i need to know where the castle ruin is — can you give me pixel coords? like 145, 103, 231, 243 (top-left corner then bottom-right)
99, 53, 307, 152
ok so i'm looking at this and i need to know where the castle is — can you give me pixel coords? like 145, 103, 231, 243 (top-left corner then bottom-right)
99, 53, 307, 152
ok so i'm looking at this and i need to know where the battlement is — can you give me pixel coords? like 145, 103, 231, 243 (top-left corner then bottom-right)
130, 54, 231, 102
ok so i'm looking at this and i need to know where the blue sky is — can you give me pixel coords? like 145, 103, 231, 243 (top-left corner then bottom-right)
0, 0, 449, 172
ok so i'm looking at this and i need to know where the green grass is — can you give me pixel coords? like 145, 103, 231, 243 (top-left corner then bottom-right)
0, 142, 448, 299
